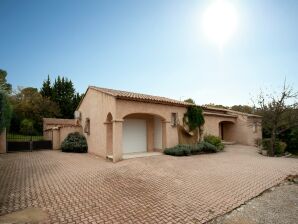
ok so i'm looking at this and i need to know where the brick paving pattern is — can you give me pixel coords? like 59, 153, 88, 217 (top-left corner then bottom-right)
0, 145, 297, 224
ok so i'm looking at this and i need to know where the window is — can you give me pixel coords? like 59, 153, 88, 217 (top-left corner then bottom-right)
171, 113, 178, 127
84, 118, 90, 135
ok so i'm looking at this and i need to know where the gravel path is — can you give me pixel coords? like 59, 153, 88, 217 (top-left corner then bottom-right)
208, 180, 298, 224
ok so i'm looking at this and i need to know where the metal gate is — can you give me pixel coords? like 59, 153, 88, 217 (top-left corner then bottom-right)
7, 133, 52, 152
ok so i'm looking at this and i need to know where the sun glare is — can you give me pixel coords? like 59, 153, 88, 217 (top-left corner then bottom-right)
202, 0, 238, 48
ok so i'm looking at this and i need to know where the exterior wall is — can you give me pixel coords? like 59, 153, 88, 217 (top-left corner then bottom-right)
203, 115, 236, 137
77, 88, 116, 157
43, 118, 78, 131
116, 99, 187, 149
203, 113, 262, 146
232, 116, 262, 146
0, 129, 6, 153
154, 117, 162, 150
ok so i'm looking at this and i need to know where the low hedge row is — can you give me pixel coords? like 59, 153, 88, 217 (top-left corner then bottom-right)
164, 141, 218, 156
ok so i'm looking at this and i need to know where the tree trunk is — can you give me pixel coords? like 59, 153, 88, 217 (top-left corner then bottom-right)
269, 129, 276, 156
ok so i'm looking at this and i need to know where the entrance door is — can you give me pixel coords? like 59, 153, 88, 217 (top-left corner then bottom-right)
123, 119, 147, 154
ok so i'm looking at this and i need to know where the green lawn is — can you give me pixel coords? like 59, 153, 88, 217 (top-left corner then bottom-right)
7, 134, 44, 141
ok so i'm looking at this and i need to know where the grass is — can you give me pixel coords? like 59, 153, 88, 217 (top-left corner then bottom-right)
7, 134, 44, 141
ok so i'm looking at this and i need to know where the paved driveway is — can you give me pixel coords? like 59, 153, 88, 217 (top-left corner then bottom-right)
0, 145, 297, 224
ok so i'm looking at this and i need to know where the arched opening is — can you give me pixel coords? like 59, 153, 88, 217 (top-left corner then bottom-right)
219, 121, 235, 142
122, 113, 166, 154
106, 113, 113, 156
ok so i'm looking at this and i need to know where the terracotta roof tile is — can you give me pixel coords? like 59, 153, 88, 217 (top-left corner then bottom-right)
89, 86, 192, 106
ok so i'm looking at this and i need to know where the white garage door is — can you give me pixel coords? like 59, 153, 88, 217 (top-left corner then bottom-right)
123, 119, 147, 154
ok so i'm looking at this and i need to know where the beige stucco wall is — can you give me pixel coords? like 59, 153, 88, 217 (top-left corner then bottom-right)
77, 88, 262, 162
116, 99, 186, 148
0, 129, 6, 153
77, 88, 116, 157
203, 113, 262, 146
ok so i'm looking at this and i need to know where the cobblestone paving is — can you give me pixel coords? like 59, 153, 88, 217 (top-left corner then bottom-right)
0, 145, 297, 224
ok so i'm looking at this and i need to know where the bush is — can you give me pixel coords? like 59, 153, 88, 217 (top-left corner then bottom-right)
200, 141, 218, 153
164, 141, 218, 156
262, 138, 287, 155
61, 132, 88, 153
204, 134, 224, 151
20, 119, 35, 135
164, 144, 192, 156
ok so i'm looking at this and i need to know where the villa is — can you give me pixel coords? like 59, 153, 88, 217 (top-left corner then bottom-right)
44, 86, 262, 162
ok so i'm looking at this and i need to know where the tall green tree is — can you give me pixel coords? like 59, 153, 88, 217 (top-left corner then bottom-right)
52, 76, 76, 118
0, 90, 12, 132
0, 69, 12, 94
40, 75, 52, 98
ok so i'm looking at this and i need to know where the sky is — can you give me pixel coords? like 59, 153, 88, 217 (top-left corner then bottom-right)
1, 0, 297, 106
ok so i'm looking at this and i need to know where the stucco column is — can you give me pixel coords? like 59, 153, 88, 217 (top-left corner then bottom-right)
52, 128, 60, 150
162, 121, 171, 149
112, 119, 123, 162
147, 118, 154, 152
0, 129, 6, 154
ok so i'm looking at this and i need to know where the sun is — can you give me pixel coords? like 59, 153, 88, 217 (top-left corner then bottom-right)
202, 0, 238, 48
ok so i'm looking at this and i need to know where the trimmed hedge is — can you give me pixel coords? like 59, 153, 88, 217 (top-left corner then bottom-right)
164, 141, 218, 156
204, 134, 224, 151
61, 132, 88, 153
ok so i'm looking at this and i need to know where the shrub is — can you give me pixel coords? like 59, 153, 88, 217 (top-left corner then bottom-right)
164, 144, 192, 156
262, 138, 287, 155
61, 132, 88, 153
164, 142, 218, 156
204, 134, 224, 151
200, 141, 218, 153
20, 119, 36, 135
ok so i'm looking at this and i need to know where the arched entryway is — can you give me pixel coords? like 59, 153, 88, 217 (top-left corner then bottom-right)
106, 113, 113, 156
219, 121, 235, 142
122, 113, 166, 154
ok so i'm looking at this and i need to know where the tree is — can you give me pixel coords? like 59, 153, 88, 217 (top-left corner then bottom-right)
231, 105, 254, 114
253, 81, 298, 156
204, 103, 229, 109
0, 69, 12, 94
40, 75, 52, 98
0, 90, 12, 132
52, 76, 76, 118
10, 87, 60, 133
184, 98, 195, 104
72, 92, 83, 112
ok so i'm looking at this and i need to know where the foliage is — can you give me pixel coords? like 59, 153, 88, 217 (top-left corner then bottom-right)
164, 141, 218, 156
184, 105, 205, 131
40, 75, 52, 98
261, 138, 287, 155
0, 69, 12, 94
204, 103, 229, 109
230, 105, 254, 114
61, 132, 88, 153
9, 87, 60, 133
20, 119, 35, 135
0, 90, 12, 132
40, 76, 83, 119
253, 81, 298, 156
204, 134, 224, 151
184, 98, 195, 104
279, 127, 298, 155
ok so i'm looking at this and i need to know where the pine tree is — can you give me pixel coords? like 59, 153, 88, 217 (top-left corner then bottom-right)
40, 75, 52, 98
